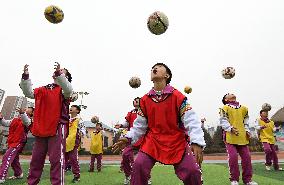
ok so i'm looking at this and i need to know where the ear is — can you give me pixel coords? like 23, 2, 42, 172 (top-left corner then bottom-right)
165, 74, 169, 78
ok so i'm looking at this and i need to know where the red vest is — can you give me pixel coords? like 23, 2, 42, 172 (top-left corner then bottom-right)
7, 117, 26, 148
32, 85, 62, 137
125, 110, 137, 130
139, 90, 187, 164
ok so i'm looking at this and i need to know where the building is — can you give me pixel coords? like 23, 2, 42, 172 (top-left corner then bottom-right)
1, 96, 34, 120
0, 89, 5, 106
81, 121, 114, 151
207, 126, 215, 138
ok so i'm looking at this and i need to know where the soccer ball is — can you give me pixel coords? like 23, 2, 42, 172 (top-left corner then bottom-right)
147, 11, 169, 35
222, 67, 235, 79
262, 103, 272, 111
129, 77, 141, 88
70, 92, 78, 102
91, 116, 99, 124
44, 5, 64, 24
184, 86, 192, 94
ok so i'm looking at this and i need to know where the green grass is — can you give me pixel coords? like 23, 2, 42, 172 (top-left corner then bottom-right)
3, 163, 284, 185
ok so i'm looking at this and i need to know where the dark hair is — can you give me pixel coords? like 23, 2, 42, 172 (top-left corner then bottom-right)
27, 107, 34, 117
96, 122, 102, 127
71, 105, 81, 114
152, 63, 172, 84
222, 94, 228, 105
260, 110, 268, 114
64, 68, 72, 83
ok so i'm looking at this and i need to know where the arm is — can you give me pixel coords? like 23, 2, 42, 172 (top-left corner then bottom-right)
20, 113, 32, 126
125, 115, 148, 145
19, 74, 35, 99
0, 118, 12, 127
244, 117, 250, 133
121, 120, 129, 128
181, 101, 206, 147
219, 108, 232, 132
254, 119, 262, 130
54, 74, 73, 99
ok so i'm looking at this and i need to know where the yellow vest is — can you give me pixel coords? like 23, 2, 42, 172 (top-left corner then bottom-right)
90, 131, 103, 154
222, 105, 249, 145
66, 118, 79, 152
258, 119, 275, 144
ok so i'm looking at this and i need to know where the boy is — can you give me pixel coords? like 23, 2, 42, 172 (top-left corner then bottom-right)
19, 62, 73, 185
89, 121, 104, 172
113, 63, 205, 185
0, 107, 33, 183
255, 110, 283, 171
115, 97, 139, 184
219, 93, 258, 185
66, 105, 82, 183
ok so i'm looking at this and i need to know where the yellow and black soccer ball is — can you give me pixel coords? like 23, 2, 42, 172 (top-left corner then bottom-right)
147, 11, 169, 35
44, 5, 64, 24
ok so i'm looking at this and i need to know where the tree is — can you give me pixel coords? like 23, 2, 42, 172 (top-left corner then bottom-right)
203, 128, 213, 153
212, 126, 226, 152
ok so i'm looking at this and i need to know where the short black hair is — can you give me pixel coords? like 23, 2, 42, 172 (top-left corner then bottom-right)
260, 110, 268, 114
71, 105, 81, 114
152, 63, 172, 84
222, 94, 228, 105
64, 68, 72, 83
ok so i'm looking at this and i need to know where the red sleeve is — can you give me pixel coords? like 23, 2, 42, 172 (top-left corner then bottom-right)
125, 112, 132, 123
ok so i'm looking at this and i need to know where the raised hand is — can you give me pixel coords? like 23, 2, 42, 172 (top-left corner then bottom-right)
112, 137, 128, 153
54, 62, 61, 72
23, 64, 29, 74
16, 108, 26, 114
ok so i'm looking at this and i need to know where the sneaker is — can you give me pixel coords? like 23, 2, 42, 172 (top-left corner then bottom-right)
98, 169, 101, 172
8, 173, 24, 180
88, 169, 94, 172
0, 179, 5, 184
72, 177, 80, 183
124, 176, 130, 185
265, 165, 271, 171
245, 181, 258, 185
276, 167, 284, 171
231, 181, 239, 185
148, 179, 152, 185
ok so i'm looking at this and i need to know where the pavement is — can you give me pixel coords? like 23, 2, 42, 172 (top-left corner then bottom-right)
2, 151, 284, 165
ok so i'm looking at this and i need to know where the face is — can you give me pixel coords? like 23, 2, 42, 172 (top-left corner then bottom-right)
133, 98, 140, 109
96, 124, 102, 130
151, 64, 169, 83
261, 111, 268, 118
25, 108, 34, 117
53, 69, 67, 80
69, 106, 79, 114
225, 93, 236, 102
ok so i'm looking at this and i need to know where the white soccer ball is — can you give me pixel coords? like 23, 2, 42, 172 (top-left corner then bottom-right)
129, 77, 141, 88
262, 103, 272, 111
222, 67, 236, 79
147, 11, 169, 35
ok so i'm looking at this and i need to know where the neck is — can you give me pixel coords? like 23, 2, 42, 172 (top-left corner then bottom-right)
70, 114, 77, 118
153, 81, 167, 91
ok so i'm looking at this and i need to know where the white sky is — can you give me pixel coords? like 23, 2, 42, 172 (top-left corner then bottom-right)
1, 0, 284, 127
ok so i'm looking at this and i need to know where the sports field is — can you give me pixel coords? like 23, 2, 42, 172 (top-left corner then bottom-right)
3, 163, 284, 185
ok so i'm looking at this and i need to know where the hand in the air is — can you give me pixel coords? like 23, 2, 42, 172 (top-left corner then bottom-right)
114, 124, 122, 129
16, 108, 26, 114
23, 64, 29, 74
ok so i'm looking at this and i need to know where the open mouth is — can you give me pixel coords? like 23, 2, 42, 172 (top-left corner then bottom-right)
153, 69, 157, 74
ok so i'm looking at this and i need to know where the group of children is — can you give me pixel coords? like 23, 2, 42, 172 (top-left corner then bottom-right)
0, 62, 282, 185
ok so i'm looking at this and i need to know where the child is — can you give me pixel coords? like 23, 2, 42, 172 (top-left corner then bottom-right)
89, 121, 104, 172
19, 62, 73, 185
65, 105, 82, 183
115, 97, 140, 185
219, 93, 258, 185
113, 63, 205, 185
0, 107, 33, 183
255, 110, 283, 171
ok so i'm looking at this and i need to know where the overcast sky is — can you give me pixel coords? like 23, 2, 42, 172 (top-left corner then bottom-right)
1, 0, 284, 127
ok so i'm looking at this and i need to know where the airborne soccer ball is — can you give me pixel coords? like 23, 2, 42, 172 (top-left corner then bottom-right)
147, 11, 169, 35
44, 5, 64, 24
91, 116, 99, 124
222, 67, 235, 79
262, 103, 272, 111
184, 86, 192, 94
129, 77, 141, 88
70, 92, 78, 102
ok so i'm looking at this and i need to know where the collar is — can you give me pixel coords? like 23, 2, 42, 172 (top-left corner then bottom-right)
69, 115, 80, 122
260, 117, 270, 123
148, 85, 174, 96
226, 101, 241, 109
45, 83, 58, 89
